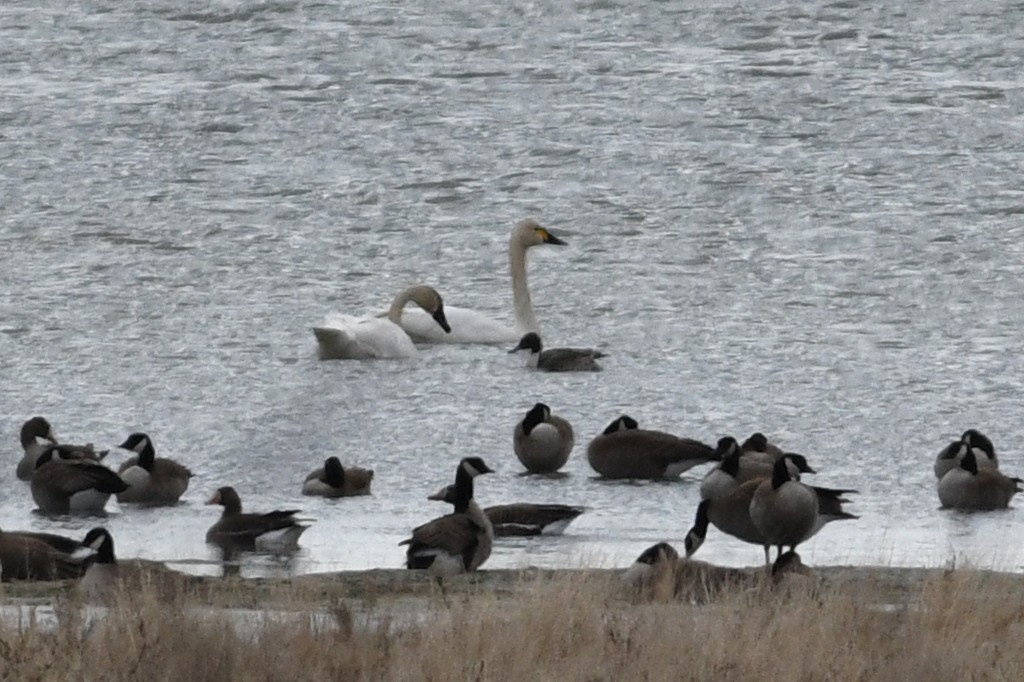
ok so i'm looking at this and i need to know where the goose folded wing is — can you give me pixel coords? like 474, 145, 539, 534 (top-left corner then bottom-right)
47, 461, 127, 495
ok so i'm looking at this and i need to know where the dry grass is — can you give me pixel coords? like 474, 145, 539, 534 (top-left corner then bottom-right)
1, 564, 1023, 681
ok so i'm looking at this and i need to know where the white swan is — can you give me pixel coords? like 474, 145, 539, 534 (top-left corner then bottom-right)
313, 285, 450, 360
398, 219, 567, 344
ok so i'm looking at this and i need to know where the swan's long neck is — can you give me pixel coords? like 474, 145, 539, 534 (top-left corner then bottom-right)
510, 241, 539, 334
386, 288, 416, 325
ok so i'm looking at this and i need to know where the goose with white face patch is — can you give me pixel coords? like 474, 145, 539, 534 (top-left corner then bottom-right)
513, 403, 574, 474
116, 433, 193, 505
934, 429, 1000, 480
398, 219, 568, 344
205, 486, 309, 555
16, 416, 108, 481
30, 447, 127, 514
748, 456, 855, 566
427, 484, 585, 537
75, 528, 189, 604
401, 457, 494, 577
302, 457, 374, 497
313, 284, 451, 360
0, 527, 91, 582
586, 415, 717, 480
699, 437, 815, 501
509, 332, 605, 372
687, 451, 858, 566
937, 444, 1021, 510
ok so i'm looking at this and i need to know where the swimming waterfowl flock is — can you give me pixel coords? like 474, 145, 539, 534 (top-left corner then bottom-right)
2, 219, 1019, 595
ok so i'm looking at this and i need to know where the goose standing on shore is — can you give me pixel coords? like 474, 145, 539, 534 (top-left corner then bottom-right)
116, 433, 193, 505
401, 457, 494, 576
510, 332, 605, 372
31, 447, 127, 514
302, 457, 374, 497
313, 284, 451, 360
16, 417, 108, 481
399, 219, 567, 344
587, 415, 716, 480
937, 444, 1021, 510
699, 436, 815, 501
427, 484, 585, 536
513, 403, 574, 474
205, 486, 308, 554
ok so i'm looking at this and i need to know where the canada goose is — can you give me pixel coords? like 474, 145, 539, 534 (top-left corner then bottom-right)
934, 429, 1000, 479
16, 416, 108, 481
621, 542, 679, 589
30, 447, 127, 514
586, 415, 717, 480
302, 457, 374, 497
116, 433, 193, 505
0, 528, 91, 582
513, 403, 575, 474
509, 332, 605, 372
937, 444, 1021, 510
687, 455, 856, 565
205, 486, 308, 554
313, 284, 451, 360
75, 528, 189, 604
399, 219, 568, 343
401, 457, 494, 576
699, 437, 814, 501
741, 432, 785, 460
427, 484, 585, 536
749, 456, 827, 564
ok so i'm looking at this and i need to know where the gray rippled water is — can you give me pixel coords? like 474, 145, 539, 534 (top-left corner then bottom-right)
2, 0, 1024, 576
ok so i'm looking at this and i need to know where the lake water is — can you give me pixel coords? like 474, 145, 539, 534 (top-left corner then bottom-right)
2, 0, 1024, 577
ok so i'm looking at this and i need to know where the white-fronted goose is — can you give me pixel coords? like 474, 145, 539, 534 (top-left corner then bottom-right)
427, 484, 585, 536
30, 447, 127, 514
587, 415, 717, 480
205, 486, 308, 555
938, 445, 1021, 510
116, 433, 193, 505
513, 403, 574, 474
509, 332, 605, 372
401, 457, 494, 576
302, 456, 374, 497
934, 429, 999, 479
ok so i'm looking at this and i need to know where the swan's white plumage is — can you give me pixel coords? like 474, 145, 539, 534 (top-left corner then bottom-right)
399, 305, 521, 344
314, 315, 418, 359
313, 284, 449, 360
399, 219, 566, 344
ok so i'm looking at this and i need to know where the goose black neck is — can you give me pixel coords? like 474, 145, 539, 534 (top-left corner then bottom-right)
693, 500, 710, 537
453, 465, 474, 514
771, 457, 791, 489
96, 535, 116, 564
137, 439, 156, 471
523, 404, 548, 435
324, 458, 345, 487
720, 448, 742, 477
